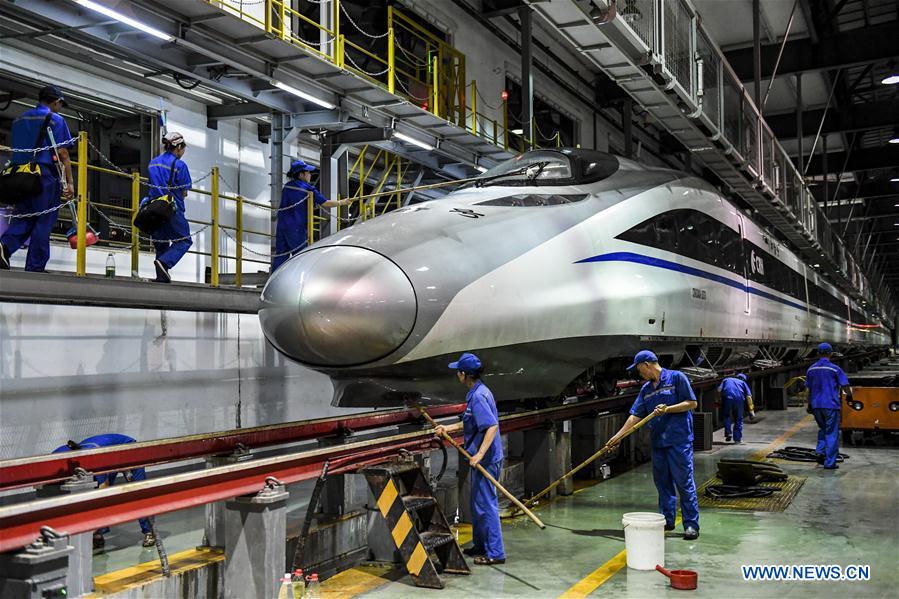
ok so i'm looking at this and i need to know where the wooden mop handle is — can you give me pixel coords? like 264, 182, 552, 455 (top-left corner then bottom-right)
417, 406, 546, 530
515, 410, 659, 512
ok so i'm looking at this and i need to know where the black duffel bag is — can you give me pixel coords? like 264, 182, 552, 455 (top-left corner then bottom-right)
0, 113, 53, 206
133, 160, 177, 234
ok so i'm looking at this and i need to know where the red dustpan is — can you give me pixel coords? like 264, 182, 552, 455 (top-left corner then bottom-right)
656, 564, 698, 590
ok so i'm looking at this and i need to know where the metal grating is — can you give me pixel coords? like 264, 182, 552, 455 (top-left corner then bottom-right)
620, 0, 656, 50
698, 473, 807, 512
663, 0, 693, 96
697, 31, 720, 130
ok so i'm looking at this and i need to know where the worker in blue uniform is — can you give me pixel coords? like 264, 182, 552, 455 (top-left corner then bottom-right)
609, 350, 700, 540
52, 434, 156, 548
147, 132, 192, 283
272, 159, 350, 271
1, 85, 75, 272
717, 373, 753, 443
434, 352, 506, 565
806, 342, 852, 469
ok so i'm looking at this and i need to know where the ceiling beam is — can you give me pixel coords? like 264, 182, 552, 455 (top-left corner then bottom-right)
723, 21, 899, 80
803, 145, 899, 177
767, 98, 899, 138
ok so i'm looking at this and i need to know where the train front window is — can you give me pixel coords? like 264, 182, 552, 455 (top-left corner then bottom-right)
472, 149, 619, 187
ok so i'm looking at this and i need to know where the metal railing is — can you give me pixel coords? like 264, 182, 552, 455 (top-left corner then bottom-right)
604, 0, 894, 318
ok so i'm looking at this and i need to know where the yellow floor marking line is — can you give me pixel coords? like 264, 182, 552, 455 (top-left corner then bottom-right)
751, 414, 813, 461
85, 547, 223, 597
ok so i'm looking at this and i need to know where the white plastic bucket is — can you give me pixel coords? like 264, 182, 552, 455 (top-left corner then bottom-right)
621, 512, 666, 570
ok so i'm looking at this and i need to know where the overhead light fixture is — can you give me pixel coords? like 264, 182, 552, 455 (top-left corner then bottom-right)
511, 128, 524, 135
890, 127, 899, 144
393, 131, 434, 151
75, 0, 173, 41
475, 165, 488, 173
271, 80, 336, 110
813, 263, 820, 268
883, 75, 899, 85
891, 177, 899, 182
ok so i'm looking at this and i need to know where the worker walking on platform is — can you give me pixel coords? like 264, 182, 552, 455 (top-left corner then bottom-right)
273, 159, 349, 271
0, 85, 74, 272
717, 373, 753, 443
52, 433, 157, 548
434, 352, 506, 565
147, 132, 192, 283
609, 350, 700, 540
806, 343, 852, 470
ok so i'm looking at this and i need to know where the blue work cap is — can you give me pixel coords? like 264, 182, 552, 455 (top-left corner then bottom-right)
737, 373, 748, 382
626, 350, 658, 371
287, 159, 316, 176
449, 352, 482, 375
39, 84, 67, 106
817, 342, 833, 354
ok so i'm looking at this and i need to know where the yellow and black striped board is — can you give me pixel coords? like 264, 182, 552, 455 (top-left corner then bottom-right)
364, 460, 470, 589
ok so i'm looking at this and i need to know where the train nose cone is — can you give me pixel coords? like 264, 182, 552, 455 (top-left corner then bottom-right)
259, 246, 417, 367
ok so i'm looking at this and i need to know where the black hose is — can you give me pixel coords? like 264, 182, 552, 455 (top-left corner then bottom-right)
767, 446, 848, 463
705, 484, 779, 499
434, 440, 448, 483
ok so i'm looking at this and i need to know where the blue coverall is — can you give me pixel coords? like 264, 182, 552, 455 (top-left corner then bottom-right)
52, 434, 152, 535
806, 358, 850, 468
1, 105, 72, 271
273, 180, 327, 270
463, 381, 505, 560
718, 377, 751, 442
147, 152, 192, 270
630, 369, 700, 531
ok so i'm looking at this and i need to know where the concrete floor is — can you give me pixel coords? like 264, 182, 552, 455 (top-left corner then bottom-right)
336, 407, 899, 598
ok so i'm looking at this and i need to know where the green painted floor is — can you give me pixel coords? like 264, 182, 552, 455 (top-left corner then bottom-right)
360, 407, 899, 598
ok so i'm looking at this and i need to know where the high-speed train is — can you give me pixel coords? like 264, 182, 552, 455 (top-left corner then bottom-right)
259, 148, 891, 407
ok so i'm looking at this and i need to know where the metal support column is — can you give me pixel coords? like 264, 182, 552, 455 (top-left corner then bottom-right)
34, 472, 95, 597
522, 422, 570, 501
201, 450, 253, 549
224, 479, 288, 599
319, 135, 349, 237
753, 0, 761, 105
519, 4, 535, 149
796, 73, 803, 171
270, 112, 284, 269
316, 435, 360, 515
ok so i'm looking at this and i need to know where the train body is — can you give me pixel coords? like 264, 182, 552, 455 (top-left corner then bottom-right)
259, 149, 891, 407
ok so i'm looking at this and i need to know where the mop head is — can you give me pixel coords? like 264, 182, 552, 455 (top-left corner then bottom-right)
67, 226, 99, 248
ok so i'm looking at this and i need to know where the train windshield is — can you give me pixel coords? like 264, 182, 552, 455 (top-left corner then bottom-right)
472, 149, 618, 188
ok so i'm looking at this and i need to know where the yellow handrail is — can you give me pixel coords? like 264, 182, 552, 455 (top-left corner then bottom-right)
75, 131, 88, 276
210, 166, 220, 287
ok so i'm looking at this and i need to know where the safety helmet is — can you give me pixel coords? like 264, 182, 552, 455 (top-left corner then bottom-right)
162, 132, 186, 148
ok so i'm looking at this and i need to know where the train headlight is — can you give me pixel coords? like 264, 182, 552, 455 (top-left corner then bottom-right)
889, 402, 899, 412
849, 401, 864, 411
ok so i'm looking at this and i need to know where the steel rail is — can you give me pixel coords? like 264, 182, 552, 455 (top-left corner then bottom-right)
0, 404, 465, 491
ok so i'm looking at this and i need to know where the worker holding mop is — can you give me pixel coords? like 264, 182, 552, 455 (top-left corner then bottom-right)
434, 352, 506, 565
609, 350, 700, 540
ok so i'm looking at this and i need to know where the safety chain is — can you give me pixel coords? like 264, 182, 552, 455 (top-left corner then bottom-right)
344, 52, 390, 77
220, 226, 300, 257
340, 3, 389, 38
87, 139, 213, 191
91, 203, 210, 244
0, 138, 79, 153
395, 76, 430, 103
473, 85, 502, 111
4, 198, 77, 220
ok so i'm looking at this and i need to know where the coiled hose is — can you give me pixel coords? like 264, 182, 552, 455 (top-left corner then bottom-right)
704, 484, 780, 499
767, 446, 848, 463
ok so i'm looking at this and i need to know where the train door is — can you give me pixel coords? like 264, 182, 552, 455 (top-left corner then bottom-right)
737, 215, 750, 315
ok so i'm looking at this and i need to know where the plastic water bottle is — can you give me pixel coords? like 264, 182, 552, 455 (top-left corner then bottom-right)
277, 573, 294, 599
105, 253, 116, 278
305, 573, 320, 599
292, 569, 305, 598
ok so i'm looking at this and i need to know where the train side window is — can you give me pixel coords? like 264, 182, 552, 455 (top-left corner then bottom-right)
616, 211, 678, 253
719, 227, 743, 275
675, 210, 716, 265
476, 193, 588, 207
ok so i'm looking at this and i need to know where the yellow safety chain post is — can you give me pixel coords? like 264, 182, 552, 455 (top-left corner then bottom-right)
306, 190, 314, 247
211, 166, 220, 287
333, 0, 341, 64
235, 196, 243, 287
470, 80, 478, 136
387, 6, 395, 94
277, 0, 286, 39
75, 131, 88, 276
130, 172, 140, 276
432, 55, 440, 117
264, 0, 272, 35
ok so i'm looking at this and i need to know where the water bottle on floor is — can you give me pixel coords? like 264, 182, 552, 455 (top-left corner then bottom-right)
105, 253, 116, 278
292, 568, 305, 597
305, 573, 320, 599
277, 573, 294, 599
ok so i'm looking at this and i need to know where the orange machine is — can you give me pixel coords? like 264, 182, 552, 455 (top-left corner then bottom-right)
842, 387, 899, 432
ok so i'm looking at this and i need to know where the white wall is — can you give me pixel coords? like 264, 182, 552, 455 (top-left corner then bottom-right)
0, 302, 343, 460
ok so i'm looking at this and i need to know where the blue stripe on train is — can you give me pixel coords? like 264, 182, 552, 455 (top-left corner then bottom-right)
576, 251, 847, 324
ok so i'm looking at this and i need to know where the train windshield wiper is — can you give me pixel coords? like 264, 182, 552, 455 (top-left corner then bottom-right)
474, 161, 552, 187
